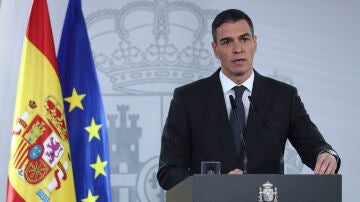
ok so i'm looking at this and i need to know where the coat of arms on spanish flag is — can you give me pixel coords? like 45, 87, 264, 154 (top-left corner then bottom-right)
6, 0, 76, 201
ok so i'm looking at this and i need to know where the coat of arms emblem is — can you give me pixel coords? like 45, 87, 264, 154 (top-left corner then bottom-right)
10, 98, 70, 200
258, 181, 278, 202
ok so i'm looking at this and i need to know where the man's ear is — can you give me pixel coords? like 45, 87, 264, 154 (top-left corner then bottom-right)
253, 35, 257, 50
211, 42, 218, 58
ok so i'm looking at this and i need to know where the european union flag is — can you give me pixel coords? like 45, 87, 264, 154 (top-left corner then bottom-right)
57, 0, 112, 201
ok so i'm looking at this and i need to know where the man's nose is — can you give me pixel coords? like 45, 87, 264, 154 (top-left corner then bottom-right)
233, 42, 244, 54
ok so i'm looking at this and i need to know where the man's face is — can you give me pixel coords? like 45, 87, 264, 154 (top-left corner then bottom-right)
212, 20, 257, 84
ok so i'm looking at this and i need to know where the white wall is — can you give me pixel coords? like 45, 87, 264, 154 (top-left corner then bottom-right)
1, 0, 359, 201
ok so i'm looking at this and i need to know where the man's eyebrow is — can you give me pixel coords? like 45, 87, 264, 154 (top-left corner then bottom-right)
240, 33, 251, 38
219, 33, 252, 42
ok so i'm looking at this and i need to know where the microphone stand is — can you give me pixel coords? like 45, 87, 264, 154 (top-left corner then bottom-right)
229, 95, 248, 174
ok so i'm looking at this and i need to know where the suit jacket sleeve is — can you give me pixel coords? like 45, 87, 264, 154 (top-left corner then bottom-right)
288, 88, 340, 172
157, 88, 192, 190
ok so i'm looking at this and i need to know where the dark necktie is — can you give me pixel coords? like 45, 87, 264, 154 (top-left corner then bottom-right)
230, 85, 246, 156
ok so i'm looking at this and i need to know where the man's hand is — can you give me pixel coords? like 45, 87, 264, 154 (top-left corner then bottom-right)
228, 168, 243, 174
314, 152, 337, 174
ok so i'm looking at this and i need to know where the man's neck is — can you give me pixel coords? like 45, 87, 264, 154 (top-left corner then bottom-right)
221, 68, 253, 85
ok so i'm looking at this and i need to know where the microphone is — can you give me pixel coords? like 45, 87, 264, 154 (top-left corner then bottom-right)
248, 96, 284, 174
229, 95, 248, 174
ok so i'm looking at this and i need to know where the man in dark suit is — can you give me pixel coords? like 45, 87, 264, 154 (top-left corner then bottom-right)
157, 9, 340, 190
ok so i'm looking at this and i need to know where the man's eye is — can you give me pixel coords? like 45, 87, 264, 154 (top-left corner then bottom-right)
241, 37, 250, 42
221, 41, 231, 46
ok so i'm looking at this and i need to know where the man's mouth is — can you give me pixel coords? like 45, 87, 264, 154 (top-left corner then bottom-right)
232, 58, 246, 65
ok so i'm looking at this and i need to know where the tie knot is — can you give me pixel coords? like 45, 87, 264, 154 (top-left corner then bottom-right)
233, 85, 246, 98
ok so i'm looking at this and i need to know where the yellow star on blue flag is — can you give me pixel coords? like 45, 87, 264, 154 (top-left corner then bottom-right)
85, 118, 102, 142
90, 154, 108, 179
64, 88, 86, 112
82, 189, 99, 202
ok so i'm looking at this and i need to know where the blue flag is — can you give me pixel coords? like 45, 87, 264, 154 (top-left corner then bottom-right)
57, 0, 112, 201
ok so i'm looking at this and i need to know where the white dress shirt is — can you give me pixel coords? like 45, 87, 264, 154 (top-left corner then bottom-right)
219, 70, 254, 124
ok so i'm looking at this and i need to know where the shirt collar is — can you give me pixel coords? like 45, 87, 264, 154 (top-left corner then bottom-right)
219, 69, 254, 94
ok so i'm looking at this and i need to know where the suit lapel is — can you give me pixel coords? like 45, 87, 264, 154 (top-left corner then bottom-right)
202, 69, 238, 160
251, 71, 272, 118
245, 70, 272, 155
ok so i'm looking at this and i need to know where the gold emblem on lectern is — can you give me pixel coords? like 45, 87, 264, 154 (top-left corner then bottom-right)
258, 181, 278, 202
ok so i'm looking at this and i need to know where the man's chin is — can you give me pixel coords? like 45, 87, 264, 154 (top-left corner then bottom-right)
233, 66, 252, 75
221, 66, 253, 76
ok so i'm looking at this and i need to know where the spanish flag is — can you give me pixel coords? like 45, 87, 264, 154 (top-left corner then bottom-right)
7, 0, 76, 201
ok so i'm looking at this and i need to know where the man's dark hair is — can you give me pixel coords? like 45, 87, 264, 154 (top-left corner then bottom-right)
211, 9, 254, 43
